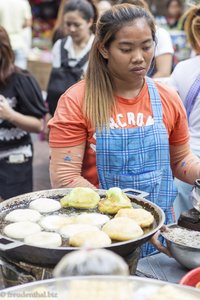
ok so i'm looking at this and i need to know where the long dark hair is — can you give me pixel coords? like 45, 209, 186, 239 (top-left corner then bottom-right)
0, 26, 15, 83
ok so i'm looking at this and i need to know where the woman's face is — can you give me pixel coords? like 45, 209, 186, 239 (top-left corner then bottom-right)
63, 10, 93, 44
168, 1, 182, 18
102, 18, 154, 84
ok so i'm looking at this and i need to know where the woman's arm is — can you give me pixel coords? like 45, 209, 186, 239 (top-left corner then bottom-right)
153, 53, 173, 78
50, 143, 96, 189
0, 96, 42, 133
170, 142, 200, 184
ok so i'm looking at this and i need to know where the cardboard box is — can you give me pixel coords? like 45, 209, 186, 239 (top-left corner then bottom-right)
27, 60, 52, 91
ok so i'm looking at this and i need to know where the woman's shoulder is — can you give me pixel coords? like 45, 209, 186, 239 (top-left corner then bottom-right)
61, 80, 86, 103
13, 68, 35, 80
173, 56, 200, 72
13, 69, 42, 90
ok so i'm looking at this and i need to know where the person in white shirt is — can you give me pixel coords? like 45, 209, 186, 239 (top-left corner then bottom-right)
52, 0, 97, 70
47, 0, 97, 116
0, 0, 32, 69
168, 4, 200, 219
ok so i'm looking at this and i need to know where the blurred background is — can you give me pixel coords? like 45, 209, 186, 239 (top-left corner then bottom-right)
27, 0, 200, 192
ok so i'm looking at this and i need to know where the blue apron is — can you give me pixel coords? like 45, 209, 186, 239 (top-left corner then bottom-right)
96, 77, 177, 256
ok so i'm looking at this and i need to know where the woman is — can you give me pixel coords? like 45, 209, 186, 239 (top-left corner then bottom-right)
48, 4, 200, 256
47, 0, 97, 116
0, 26, 47, 201
168, 4, 200, 219
52, 0, 98, 44
165, 0, 184, 30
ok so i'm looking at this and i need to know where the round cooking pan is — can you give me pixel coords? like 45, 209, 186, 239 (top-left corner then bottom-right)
0, 188, 165, 268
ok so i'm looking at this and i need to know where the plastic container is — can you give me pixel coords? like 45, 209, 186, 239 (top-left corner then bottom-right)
180, 267, 200, 288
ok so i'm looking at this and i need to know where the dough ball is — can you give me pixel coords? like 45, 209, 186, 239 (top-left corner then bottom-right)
4, 221, 41, 240
5, 209, 41, 223
24, 232, 62, 248
39, 215, 75, 232
29, 198, 61, 213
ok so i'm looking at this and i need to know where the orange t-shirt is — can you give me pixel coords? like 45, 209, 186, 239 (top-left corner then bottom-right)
48, 79, 189, 187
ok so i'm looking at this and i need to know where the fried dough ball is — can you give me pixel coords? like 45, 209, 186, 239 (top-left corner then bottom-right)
115, 208, 154, 228
60, 187, 100, 209
98, 187, 132, 214
102, 217, 143, 241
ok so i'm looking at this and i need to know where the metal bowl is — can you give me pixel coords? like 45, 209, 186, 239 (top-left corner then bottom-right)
161, 224, 200, 270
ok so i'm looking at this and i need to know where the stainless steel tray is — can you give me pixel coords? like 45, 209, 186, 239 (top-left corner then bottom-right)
0, 276, 199, 299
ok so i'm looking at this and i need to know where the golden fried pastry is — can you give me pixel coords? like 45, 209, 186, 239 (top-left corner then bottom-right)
98, 187, 132, 214
60, 187, 100, 209
115, 208, 154, 228
69, 230, 112, 248
102, 217, 143, 241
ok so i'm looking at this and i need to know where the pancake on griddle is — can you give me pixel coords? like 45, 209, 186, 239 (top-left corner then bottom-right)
59, 224, 100, 239
39, 215, 76, 232
29, 198, 61, 213
75, 213, 110, 227
69, 230, 112, 248
24, 232, 62, 248
5, 209, 41, 223
4, 221, 41, 240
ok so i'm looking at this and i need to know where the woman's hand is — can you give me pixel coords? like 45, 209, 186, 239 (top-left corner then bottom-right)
0, 95, 15, 122
0, 94, 43, 132
150, 226, 172, 257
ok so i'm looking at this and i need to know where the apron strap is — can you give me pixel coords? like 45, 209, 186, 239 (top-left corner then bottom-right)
145, 77, 163, 123
184, 72, 200, 120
